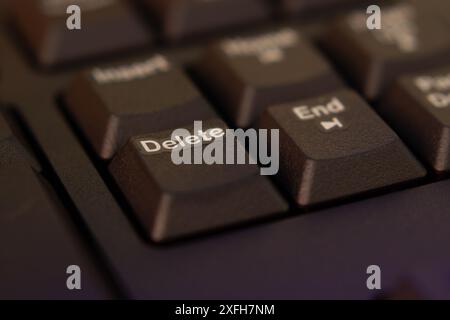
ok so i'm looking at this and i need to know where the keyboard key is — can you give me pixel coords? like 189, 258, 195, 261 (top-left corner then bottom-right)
379, 66, 450, 172
196, 28, 342, 127
65, 54, 217, 159
259, 89, 426, 206
144, 0, 270, 42
109, 119, 288, 242
323, 2, 450, 99
13, 0, 151, 66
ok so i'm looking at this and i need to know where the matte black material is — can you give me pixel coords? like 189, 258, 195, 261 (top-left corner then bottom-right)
112, 179, 450, 299
0, 114, 114, 299
144, 0, 270, 42
196, 27, 342, 127
386, 259, 450, 299
259, 89, 426, 205
379, 66, 450, 172
12, 0, 151, 67
65, 54, 217, 159
2, 0, 450, 300
110, 119, 288, 242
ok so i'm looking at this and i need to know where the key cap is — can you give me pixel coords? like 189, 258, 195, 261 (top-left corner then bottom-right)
12, 0, 151, 67
258, 89, 426, 206
379, 66, 450, 172
109, 119, 288, 242
0, 112, 11, 140
144, 0, 270, 42
322, 2, 450, 99
0, 114, 112, 299
65, 54, 217, 159
195, 28, 343, 128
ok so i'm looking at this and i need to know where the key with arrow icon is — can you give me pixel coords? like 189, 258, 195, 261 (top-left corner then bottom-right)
259, 89, 426, 206
319, 117, 345, 132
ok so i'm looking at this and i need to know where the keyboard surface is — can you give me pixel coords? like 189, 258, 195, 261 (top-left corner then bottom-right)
1, 0, 450, 299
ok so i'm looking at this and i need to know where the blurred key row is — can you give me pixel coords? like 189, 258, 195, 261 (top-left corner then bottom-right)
11, 0, 448, 242
14, 0, 450, 67
323, 0, 450, 99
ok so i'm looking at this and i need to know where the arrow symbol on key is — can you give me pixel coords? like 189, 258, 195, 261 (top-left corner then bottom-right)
320, 117, 344, 131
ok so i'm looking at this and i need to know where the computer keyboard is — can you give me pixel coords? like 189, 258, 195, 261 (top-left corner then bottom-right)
1, 0, 450, 300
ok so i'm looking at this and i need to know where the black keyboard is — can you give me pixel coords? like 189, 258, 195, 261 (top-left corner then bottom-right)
1, 0, 450, 299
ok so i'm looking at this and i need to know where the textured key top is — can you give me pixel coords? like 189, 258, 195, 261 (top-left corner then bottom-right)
109, 119, 288, 242
196, 28, 342, 127
144, 0, 270, 42
259, 89, 426, 206
66, 54, 217, 159
13, 0, 151, 66
0, 114, 112, 299
323, 2, 450, 99
379, 66, 450, 172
